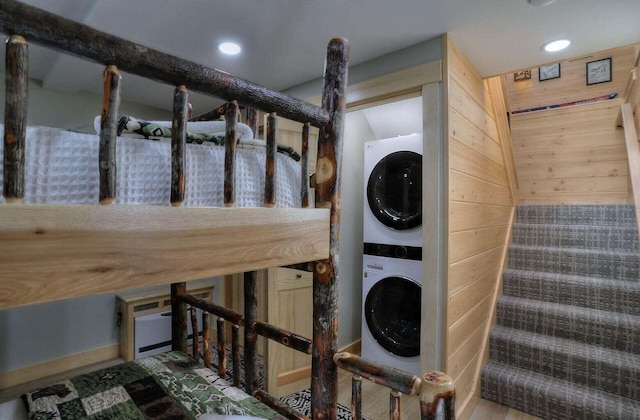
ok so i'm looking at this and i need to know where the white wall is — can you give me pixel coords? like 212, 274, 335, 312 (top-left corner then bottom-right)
0, 74, 173, 132
338, 111, 375, 346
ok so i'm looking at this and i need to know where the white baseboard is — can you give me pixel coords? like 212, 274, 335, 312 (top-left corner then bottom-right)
0, 344, 119, 392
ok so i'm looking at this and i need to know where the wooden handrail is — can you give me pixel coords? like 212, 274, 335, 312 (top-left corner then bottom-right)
615, 67, 637, 127
620, 102, 640, 250
486, 76, 519, 202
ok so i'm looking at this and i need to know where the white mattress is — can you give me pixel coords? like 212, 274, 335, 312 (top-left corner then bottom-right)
0, 124, 301, 207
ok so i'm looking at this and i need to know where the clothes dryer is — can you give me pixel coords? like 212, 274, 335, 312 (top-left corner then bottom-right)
361, 246, 421, 375
363, 133, 422, 248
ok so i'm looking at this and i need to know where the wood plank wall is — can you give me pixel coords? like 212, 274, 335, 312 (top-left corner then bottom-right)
506, 44, 636, 113
443, 36, 514, 416
507, 44, 637, 204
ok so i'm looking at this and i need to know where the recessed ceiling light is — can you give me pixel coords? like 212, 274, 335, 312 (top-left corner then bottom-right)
528, 0, 558, 5
542, 39, 571, 52
218, 42, 241, 55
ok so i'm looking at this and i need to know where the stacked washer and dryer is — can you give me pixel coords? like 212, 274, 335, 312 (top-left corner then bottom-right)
361, 133, 422, 375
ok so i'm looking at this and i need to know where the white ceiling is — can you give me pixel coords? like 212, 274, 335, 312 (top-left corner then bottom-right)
3, 0, 640, 113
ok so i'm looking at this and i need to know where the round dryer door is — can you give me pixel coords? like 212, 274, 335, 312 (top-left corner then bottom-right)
367, 151, 422, 230
364, 275, 421, 357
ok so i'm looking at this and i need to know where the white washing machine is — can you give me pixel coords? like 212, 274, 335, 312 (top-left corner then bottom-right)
363, 133, 423, 249
361, 250, 421, 375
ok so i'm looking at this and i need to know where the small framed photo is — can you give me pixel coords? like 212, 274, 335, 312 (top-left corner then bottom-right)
539, 63, 561, 81
513, 69, 531, 82
586, 57, 612, 85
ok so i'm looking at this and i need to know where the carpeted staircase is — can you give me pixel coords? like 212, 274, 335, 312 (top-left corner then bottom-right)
481, 204, 640, 419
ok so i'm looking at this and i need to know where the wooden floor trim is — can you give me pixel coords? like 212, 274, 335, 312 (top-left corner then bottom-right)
0, 344, 119, 393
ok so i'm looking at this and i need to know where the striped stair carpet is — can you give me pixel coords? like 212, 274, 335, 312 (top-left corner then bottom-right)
481, 204, 640, 419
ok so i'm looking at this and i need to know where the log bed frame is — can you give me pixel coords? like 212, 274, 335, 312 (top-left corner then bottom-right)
0, 1, 455, 419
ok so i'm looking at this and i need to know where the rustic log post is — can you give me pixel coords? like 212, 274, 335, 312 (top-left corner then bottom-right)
245, 107, 259, 136
333, 353, 421, 396
181, 293, 244, 325
232, 324, 241, 387
352, 375, 363, 420
3, 34, 28, 203
390, 390, 402, 420
254, 321, 312, 354
244, 270, 259, 393
264, 112, 277, 207
99, 65, 120, 204
189, 104, 227, 122
217, 317, 227, 377
202, 311, 211, 368
224, 101, 239, 206
190, 306, 199, 360
300, 123, 310, 208
171, 282, 188, 353
420, 371, 455, 420
171, 85, 188, 206
254, 390, 310, 420
311, 38, 349, 420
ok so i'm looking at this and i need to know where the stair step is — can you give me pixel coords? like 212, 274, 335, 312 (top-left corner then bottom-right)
496, 296, 640, 353
512, 223, 639, 251
508, 244, 640, 282
484, 204, 640, 418
502, 268, 640, 315
482, 360, 640, 420
516, 204, 637, 227
489, 325, 640, 399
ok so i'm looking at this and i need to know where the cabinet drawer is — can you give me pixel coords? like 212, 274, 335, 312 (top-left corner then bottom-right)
274, 267, 312, 291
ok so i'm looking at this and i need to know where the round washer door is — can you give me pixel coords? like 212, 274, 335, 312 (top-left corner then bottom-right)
367, 151, 422, 230
364, 275, 421, 357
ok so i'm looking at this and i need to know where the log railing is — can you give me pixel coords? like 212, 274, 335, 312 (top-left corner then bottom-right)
334, 352, 456, 420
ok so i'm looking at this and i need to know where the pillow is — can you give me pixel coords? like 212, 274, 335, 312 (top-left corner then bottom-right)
93, 115, 254, 141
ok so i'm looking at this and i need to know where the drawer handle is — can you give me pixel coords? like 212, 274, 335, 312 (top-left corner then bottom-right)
296, 274, 302, 279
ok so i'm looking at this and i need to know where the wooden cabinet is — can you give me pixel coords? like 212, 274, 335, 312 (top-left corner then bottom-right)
266, 267, 313, 397
117, 280, 214, 362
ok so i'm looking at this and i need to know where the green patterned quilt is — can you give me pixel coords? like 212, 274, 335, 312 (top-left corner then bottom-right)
21, 351, 284, 419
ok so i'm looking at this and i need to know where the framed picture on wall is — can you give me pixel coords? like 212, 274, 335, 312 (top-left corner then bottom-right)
539, 63, 560, 81
586, 57, 612, 85
513, 69, 531, 81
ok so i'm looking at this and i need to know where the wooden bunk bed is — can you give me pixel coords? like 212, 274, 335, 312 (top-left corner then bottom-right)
0, 1, 455, 419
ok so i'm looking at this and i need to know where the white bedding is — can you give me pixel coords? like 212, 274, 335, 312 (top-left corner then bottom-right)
0, 124, 301, 207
